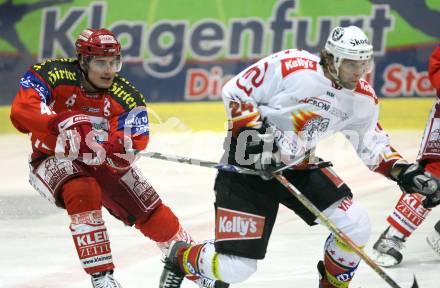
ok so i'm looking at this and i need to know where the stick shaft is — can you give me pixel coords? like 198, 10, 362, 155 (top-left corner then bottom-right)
136, 151, 261, 175
136, 150, 309, 177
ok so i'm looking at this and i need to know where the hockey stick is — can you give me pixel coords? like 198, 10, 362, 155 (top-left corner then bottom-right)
136, 151, 261, 175
273, 173, 418, 288
135, 150, 309, 177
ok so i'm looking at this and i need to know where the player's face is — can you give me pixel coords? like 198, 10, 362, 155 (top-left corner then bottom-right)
338, 59, 371, 90
87, 56, 122, 89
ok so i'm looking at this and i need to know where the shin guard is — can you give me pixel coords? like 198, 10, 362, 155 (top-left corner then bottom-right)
70, 210, 114, 274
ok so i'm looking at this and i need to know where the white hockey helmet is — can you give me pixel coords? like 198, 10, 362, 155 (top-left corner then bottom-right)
325, 26, 373, 74
325, 26, 373, 61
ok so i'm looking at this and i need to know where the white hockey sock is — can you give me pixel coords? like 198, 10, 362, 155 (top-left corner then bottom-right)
181, 240, 257, 283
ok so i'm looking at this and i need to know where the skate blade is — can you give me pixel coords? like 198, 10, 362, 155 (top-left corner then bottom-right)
371, 250, 400, 267
426, 235, 440, 256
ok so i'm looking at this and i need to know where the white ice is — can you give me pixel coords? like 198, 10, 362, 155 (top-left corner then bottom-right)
0, 130, 438, 288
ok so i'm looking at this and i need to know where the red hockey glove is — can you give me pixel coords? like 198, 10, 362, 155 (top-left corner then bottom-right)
48, 111, 96, 159
102, 134, 137, 171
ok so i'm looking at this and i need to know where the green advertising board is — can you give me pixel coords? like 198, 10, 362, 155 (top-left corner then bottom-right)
0, 0, 439, 105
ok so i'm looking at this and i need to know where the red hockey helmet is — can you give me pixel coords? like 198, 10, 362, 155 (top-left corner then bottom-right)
75, 28, 121, 57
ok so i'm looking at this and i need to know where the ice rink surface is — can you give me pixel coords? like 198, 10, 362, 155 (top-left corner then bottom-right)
1, 130, 439, 288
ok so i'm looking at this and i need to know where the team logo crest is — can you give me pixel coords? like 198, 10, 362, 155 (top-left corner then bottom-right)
424, 127, 440, 155
332, 27, 344, 41
292, 110, 330, 141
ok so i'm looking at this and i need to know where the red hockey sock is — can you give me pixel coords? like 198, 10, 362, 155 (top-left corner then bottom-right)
425, 160, 440, 177
135, 203, 180, 242
70, 210, 115, 274
387, 193, 431, 237
386, 160, 439, 236
62, 177, 114, 274
180, 243, 205, 274
62, 177, 102, 214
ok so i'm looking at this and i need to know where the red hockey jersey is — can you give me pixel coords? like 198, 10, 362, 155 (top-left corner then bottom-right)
429, 45, 440, 90
10, 58, 149, 155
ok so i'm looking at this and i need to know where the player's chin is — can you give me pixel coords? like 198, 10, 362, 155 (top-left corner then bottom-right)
97, 77, 114, 89
341, 81, 357, 90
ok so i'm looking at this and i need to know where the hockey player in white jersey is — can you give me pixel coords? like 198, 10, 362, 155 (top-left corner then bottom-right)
157, 26, 440, 288
372, 45, 440, 267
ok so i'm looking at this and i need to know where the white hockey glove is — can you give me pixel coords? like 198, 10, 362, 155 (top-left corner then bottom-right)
393, 163, 440, 208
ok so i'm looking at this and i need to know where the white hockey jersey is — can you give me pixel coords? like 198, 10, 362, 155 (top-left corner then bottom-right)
222, 49, 403, 177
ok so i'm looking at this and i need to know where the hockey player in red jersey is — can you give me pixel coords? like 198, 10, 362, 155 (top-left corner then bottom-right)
10, 28, 225, 288
372, 44, 440, 267
156, 27, 440, 288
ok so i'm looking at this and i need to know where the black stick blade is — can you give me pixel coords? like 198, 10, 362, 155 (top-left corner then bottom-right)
411, 276, 418, 288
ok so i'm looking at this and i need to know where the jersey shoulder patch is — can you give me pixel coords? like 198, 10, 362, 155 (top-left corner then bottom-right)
109, 75, 147, 111
355, 79, 378, 104
31, 58, 80, 88
280, 56, 318, 78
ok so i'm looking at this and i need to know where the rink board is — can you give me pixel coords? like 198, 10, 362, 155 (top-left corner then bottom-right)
0, 97, 436, 134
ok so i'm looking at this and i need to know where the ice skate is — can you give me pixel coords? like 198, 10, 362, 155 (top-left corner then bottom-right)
91, 270, 122, 288
426, 220, 440, 256
159, 241, 189, 288
193, 276, 230, 288
372, 226, 406, 267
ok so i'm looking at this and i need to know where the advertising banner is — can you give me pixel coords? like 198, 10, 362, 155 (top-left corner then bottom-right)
0, 0, 439, 104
